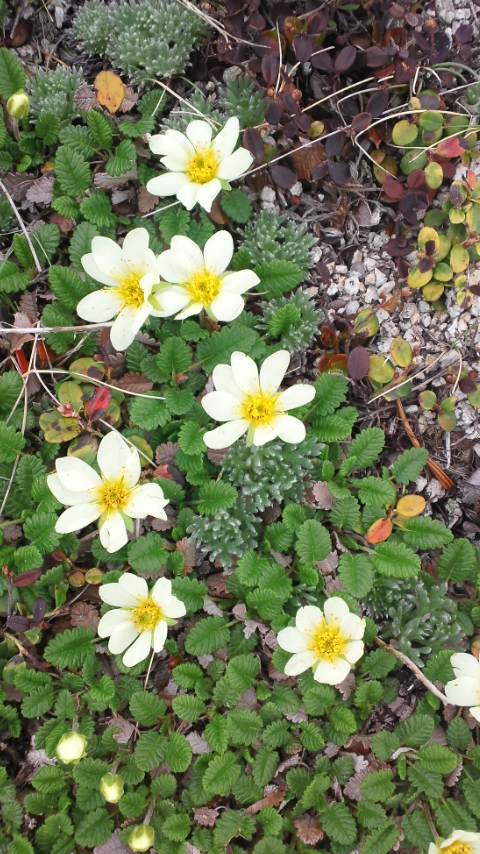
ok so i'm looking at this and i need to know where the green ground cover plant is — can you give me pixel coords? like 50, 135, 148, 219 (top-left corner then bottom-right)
1, 3, 480, 852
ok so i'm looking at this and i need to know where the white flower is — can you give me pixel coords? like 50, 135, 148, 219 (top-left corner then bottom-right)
55, 732, 87, 764
152, 230, 259, 322
428, 830, 480, 854
98, 573, 186, 667
47, 431, 169, 553
277, 597, 366, 685
146, 117, 253, 212
445, 653, 480, 721
77, 227, 170, 351
201, 350, 316, 449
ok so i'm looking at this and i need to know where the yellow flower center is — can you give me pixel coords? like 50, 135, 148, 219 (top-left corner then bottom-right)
116, 273, 145, 308
187, 269, 222, 306
308, 621, 346, 662
443, 845, 472, 854
132, 597, 163, 632
186, 147, 219, 184
241, 392, 278, 426
97, 477, 130, 515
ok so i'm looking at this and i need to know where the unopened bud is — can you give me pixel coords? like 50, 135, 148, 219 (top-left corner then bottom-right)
128, 825, 155, 852
100, 772, 124, 804
55, 732, 87, 764
6, 90, 29, 119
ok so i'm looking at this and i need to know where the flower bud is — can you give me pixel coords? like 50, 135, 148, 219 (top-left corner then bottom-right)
55, 732, 87, 764
128, 825, 155, 852
99, 772, 124, 804
6, 90, 29, 119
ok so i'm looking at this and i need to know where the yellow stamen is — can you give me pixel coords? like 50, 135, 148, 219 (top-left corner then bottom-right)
187, 269, 221, 306
308, 620, 346, 662
116, 273, 145, 308
442, 845, 472, 854
241, 392, 278, 426
132, 597, 163, 632
97, 477, 130, 515
186, 147, 219, 184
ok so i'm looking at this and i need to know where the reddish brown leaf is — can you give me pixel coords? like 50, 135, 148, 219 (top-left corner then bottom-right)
115, 373, 153, 393
367, 518, 393, 544
348, 346, 370, 380
85, 387, 112, 421
334, 45, 357, 73
13, 570, 42, 588
70, 602, 100, 631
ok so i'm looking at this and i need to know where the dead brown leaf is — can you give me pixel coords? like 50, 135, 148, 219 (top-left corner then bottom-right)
176, 537, 198, 572
194, 807, 219, 827
114, 372, 153, 393
294, 815, 324, 846
25, 174, 54, 206
119, 85, 138, 112
74, 84, 97, 112
138, 186, 158, 213
70, 601, 100, 632
246, 783, 286, 814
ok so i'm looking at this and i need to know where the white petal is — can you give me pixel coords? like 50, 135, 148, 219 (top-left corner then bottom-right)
161, 153, 191, 171
314, 658, 351, 685
196, 179, 222, 212
470, 706, 480, 723
97, 608, 130, 637
177, 182, 200, 211
122, 631, 152, 667
121, 227, 149, 271
110, 304, 151, 351
251, 423, 279, 446
451, 652, 480, 680
153, 621, 168, 652
151, 576, 171, 600
285, 650, 316, 676
217, 147, 253, 180
152, 578, 186, 618
162, 594, 186, 620
160, 235, 203, 281
201, 391, 241, 422
277, 384, 316, 411
125, 483, 168, 519
175, 302, 203, 320
340, 613, 366, 641
150, 286, 190, 317
277, 627, 308, 653
295, 606, 323, 633
445, 677, 480, 707
343, 640, 364, 664
108, 622, 139, 655
213, 117, 240, 158
76, 289, 121, 322
259, 350, 290, 395
56, 456, 101, 491
221, 270, 259, 294
99, 586, 134, 609
100, 582, 139, 608
203, 419, 248, 449
230, 351, 259, 394
97, 431, 140, 486
149, 129, 194, 158
99, 513, 128, 553
323, 597, 350, 625
81, 253, 118, 287
118, 572, 149, 600
90, 236, 125, 279
428, 845, 440, 854
47, 474, 92, 507
212, 364, 242, 397
186, 119, 213, 149
146, 172, 189, 197
441, 832, 480, 849
55, 502, 101, 534
204, 230, 234, 275
274, 414, 306, 444
209, 292, 245, 322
